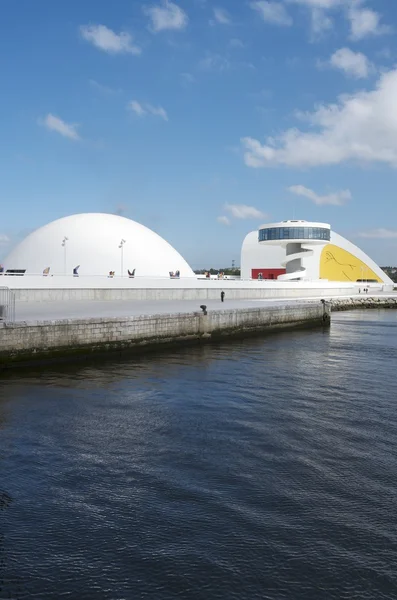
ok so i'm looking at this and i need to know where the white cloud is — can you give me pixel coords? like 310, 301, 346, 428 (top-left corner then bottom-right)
250, 1, 293, 26
181, 72, 196, 84
357, 228, 397, 239
230, 38, 245, 48
287, 0, 344, 8
288, 184, 351, 205
329, 47, 372, 79
144, 1, 188, 32
0, 234, 10, 246
80, 24, 141, 54
286, 0, 390, 42
213, 7, 231, 24
376, 47, 392, 60
89, 79, 121, 94
146, 104, 169, 121
128, 101, 168, 121
287, 1, 390, 40
241, 67, 397, 169
311, 7, 333, 35
40, 114, 80, 141
217, 216, 231, 225
199, 53, 230, 71
348, 4, 391, 41
224, 203, 266, 219
287, 0, 343, 33
129, 101, 146, 117
288, 0, 343, 36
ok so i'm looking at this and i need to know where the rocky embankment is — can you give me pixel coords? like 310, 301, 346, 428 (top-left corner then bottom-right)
329, 296, 397, 311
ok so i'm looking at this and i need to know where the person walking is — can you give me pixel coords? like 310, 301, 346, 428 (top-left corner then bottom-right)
221, 291, 225, 303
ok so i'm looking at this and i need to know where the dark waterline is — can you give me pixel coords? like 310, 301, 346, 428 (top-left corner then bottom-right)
1, 311, 397, 599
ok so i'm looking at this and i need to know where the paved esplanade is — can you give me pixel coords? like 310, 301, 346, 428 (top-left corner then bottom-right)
14, 293, 397, 323
14, 297, 330, 323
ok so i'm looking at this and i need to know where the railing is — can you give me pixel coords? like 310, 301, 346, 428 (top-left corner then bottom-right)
1, 272, 193, 280
0, 272, 240, 281
0, 287, 16, 323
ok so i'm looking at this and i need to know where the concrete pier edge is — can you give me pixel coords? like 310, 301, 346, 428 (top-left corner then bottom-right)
2, 296, 396, 369
0, 303, 331, 369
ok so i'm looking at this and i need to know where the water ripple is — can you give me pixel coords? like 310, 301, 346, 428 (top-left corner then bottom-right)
1, 311, 397, 599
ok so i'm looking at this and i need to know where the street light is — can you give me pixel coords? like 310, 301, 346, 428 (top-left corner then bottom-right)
62, 237, 68, 275
119, 239, 126, 277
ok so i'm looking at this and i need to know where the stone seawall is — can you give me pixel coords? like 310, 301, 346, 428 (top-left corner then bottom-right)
0, 303, 330, 369
329, 296, 397, 311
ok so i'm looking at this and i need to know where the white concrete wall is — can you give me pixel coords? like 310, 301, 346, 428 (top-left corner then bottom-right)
301, 244, 322, 280
1, 273, 356, 302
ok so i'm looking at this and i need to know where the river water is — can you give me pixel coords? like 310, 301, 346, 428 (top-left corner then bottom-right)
1, 310, 397, 599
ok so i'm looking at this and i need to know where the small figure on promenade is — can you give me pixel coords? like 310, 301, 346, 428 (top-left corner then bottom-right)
73, 265, 80, 277
221, 291, 225, 303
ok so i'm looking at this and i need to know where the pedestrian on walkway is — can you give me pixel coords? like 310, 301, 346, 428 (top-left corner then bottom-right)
221, 291, 225, 303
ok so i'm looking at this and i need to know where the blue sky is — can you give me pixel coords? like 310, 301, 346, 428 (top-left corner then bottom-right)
1, 0, 397, 268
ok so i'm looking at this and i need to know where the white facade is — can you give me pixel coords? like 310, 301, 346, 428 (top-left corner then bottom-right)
241, 231, 286, 279
3, 213, 195, 278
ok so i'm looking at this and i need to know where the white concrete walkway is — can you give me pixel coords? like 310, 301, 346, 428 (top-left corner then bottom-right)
13, 293, 397, 323
14, 298, 320, 322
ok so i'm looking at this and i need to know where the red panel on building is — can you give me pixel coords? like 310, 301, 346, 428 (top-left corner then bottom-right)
251, 268, 286, 280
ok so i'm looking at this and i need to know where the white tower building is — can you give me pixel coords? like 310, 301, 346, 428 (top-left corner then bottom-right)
258, 220, 331, 281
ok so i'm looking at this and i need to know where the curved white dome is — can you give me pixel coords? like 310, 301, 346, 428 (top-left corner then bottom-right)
4, 213, 195, 278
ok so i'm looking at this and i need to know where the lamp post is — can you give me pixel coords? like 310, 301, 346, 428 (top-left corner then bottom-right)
62, 237, 68, 275
119, 239, 126, 277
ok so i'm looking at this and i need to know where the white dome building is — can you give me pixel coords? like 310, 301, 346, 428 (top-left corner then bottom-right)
3, 213, 195, 278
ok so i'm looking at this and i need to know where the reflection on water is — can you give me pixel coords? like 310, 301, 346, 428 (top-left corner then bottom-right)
0, 493, 12, 512
0, 311, 397, 599
0, 491, 13, 598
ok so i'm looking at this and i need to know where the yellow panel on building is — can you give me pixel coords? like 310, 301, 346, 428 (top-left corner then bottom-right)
320, 244, 383, 283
